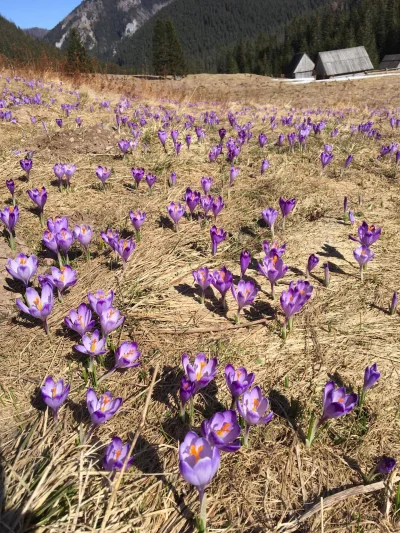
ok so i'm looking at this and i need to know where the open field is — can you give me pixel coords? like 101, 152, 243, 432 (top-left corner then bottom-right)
0, 72, 400, 532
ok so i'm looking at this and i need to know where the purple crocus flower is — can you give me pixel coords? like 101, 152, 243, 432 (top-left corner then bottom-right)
349, 210, 355, 225
118, 139, 130, 155
16, 282, 54, 334
363, 363, 380, 392
169, 172, 177, 187
88, 289, 114, 315
229, 166, 239, 186
56, 118, 63, 128
345, 155, 353, 169
6, 179, 15, 205
145, 173, 157, 190
74, 225, 92, 256
353, 246, 374, 280
171, 129, 179, 143
262, 208, 278, 238
225, 364, 255, 405
53, 163, 65, 186
39, 265, 77, 296
212, 266, 233, 309
100, 307, 124, 337
375, 457, 396, 475
116, 238, 135, 268
306, 381, 357, 447
180, 377, 195, 418
237, 386, 273, 446
41, 376, 70, 420
240, 250, 251, 278
167, 202, 186, 231
158, 130, 168, 149
321, 152, 334, 169
185, 188, 201, 217
231, 279, 258, 317
263, 240, 286, 257
201, 177, 212, 194
131, 167, 145, 188
47, 216, 68, 234
0, 205, 19, 245
258, 133, 267, 148
210, 225, 227, 256
113, 341, 141, 369
211, 196, 224, 222
76, 117, 82, 127
200, 195, 213, 217
20, 158, 32, 180
42, 229, 58, 255
101, 229, 119, 251
28, 187, 47, 211
218, 128, 226, 141
74, 330, 107, 364
192, 267, 212, 304
258, 254, 288, 298
6, 253, 38, 287
55, 228, 75, 258
96, 166, 112, 187
306, 254, 319, 277
350, 221, 381, 247
104, 437, 134, 472
179, 431, 220, 532
185, 134, 191, 149
280, 281, 313, 339
129, 211, 146, 240
64, 303, 95, 336
182, 352, 218, 393
261, 159, 270, 175
390, 291, 398, 315
86, 388, 122, 425
279, 197, 296, 228
64, 164, 76, 186
201, 410, 241, 452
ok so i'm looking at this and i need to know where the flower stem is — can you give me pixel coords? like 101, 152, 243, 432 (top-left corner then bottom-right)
282, 321, 287, 341
230, 397, 236, 410
189, 397, 194, 425
136, 230, 141, 242
271, 224, 274, 239
97, 367, 115, 384
86, 248, 91, 262
271, 282, 275, 299
198, 489, 207, 533
243, 424, 250, 446
43, 319, 50, 335
8, 231, 15, 251
360, 265, 364, 281
305, 412, 317, 448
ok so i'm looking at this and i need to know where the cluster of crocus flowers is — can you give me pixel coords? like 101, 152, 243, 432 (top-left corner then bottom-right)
306, 381, 357, 447
101, 230, 136, 269
350, 221, 381, 281
280, 280, 313, 339
53, 163, 76, 189
43, 216, 75, 265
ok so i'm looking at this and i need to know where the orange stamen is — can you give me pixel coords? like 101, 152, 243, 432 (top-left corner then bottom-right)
189, 444, 203, 463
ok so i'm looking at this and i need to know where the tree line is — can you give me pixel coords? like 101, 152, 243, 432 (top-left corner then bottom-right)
217, 0, 400, 76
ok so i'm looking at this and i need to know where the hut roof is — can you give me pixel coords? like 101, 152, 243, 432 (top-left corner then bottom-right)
378, 54, 400, 70
286, 52, 315, 74
316, 46, 373, 76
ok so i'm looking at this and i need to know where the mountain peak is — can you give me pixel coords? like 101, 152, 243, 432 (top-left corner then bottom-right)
45, 0, 175, 56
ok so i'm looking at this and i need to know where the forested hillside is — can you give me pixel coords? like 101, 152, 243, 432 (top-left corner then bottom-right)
0, 15, 60, 64
217, 0, 400, 75
114, 0, 332, 72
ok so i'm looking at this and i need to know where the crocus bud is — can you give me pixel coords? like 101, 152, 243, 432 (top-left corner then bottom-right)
375, 457, 396, 475
390, 291, 398, 315
324, 263, 330, 288
240, 250, 251, 278
306, 254, 319, 278
349, 210, 355, 225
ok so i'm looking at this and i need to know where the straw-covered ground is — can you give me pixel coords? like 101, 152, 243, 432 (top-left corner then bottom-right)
0, 72, 400, 533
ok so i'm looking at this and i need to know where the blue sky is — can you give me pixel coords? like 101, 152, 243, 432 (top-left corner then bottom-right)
0, 0, 81, 29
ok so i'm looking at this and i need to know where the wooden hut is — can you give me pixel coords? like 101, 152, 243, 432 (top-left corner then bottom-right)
315, 46, 373, 78
285, 52, 315, 79
378, 54, 400, 70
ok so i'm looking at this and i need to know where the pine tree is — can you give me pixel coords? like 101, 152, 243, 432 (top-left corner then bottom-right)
66, 28, 91, 73
164, 18, 186, 77
152, 19, 168, 76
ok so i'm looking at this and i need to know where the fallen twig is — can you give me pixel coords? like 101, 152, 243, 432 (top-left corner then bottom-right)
278, 481, 385, 532
99, 363, 160, 533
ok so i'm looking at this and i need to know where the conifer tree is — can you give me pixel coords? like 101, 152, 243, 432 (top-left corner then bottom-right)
164, 18, 186, 76
66, 28, 91, 73
152, 19, 168, 76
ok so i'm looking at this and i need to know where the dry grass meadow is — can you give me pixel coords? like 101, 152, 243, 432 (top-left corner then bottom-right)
0, 71, 400, 533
